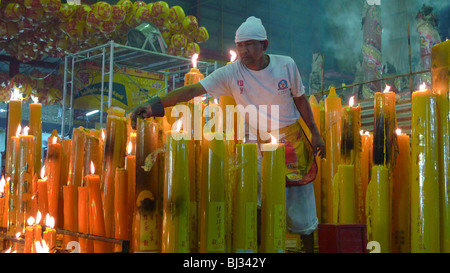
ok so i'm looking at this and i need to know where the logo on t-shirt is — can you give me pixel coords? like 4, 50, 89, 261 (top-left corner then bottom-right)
237, 80, 244, 94
277, 79, 288, 94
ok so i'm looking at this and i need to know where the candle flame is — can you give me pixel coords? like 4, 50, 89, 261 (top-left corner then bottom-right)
383, 85, 391, 93
175, 118, 182, 132
10, 88, 22, 100
0, 176, 5, 194
35, 240, 49, 253
214, 98, 218, 104
15, 124, 21, 137
90, 161, 95, 175
396, 128, 402, 135
127, 141, 132, 155
52, 136, 57, 144
23, 126, 29, 136
40, 165, 46, 180
201, 96, 207, 101
192, 53, 199, 68
27, 216, 35, 226
365, 131, 370, 136
101, 129, 106, 142
419, 82, 426, 91
31, 95, 39, 104
229, 50, 237, 62
45, 213, 55, 229
4, 247, 11, 253
349, 96, 355, 107
15, 232, 21, 239
270, 134, 277, 144
360, 130, 364, 135
36, 211, 42, 225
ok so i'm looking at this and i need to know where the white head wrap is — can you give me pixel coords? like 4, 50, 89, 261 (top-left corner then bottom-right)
235, 16, 267, 43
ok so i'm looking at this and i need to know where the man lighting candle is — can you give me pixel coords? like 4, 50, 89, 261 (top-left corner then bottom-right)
130, 16, 326, 253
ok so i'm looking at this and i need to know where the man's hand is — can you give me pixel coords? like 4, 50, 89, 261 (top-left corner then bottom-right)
311, 132, 326, 158
129, 97, 165, 130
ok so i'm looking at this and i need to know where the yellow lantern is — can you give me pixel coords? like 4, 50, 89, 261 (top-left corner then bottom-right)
185, 42, 200, 58
195, 26, 209, 43
171, 33, 187, 49
111, 5, 126, 23
57, 3, 75, 21
91, 1, 112, 22
151, 1, 169, 19
169, 5, 185, 23
4, 3, 24, 22
182, 15, 198, 33
41, 0, 61, 13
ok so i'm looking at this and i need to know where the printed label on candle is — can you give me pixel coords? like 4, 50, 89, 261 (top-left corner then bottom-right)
207, 201, 225, 252
245, 202, 257, 250
273, 204, 284, 252
140, 210, 159, 251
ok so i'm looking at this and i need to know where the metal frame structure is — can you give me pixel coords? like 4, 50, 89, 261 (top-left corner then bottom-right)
62, 40, 216, 138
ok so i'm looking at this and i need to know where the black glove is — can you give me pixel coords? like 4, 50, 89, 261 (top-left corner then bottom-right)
130, 96, 165, 130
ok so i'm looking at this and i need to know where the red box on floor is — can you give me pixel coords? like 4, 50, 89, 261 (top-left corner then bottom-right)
318, 224, 367, 253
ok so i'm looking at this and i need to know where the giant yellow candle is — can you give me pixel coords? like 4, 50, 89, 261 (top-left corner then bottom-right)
114, 168, 129, 252
133, 118, 161, 252
29, 97, 42, 176
337, 164, 356, 224
431, 40, 450, 253
200, 132, 226, 253
162, 123, 190, 253
411, 83, 440, 253
233, 142, 257, 253
6, 96, 22, 181
184, 53, 204, 86
366, 165, 390, 253
37, 168, 49, 223
260, 136, 286, 253
373, 86, 397, 167
24, 216, 34, 253
325, 87, 341, 223
102, 109, 127, 244
392, 129, 411, 253
17, 126, 34, 234
46, 136, 61, 228
360, 131, 372, 224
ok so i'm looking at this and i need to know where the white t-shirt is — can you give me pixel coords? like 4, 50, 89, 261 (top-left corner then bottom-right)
199, 54, 305, 132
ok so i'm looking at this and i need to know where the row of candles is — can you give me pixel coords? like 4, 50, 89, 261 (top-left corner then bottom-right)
0, 52, 287, 253
311, 40, 449, 253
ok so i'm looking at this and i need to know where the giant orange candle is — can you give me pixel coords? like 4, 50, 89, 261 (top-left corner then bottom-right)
392, 129, 411, 253
29, 96, 42, 176
37, 167, 49, 224
46, 136, 61, 228
325, 87, 341, 223
7, 125, 20, 235
260, 135, 286, 253
125, 141, 136, 241
102, 109, 127, 243
162, 121, 190, 253
67, 127, 89, 232
431, 40, 450, 252
0, 176, 6, 229
78, 185, 90, 253
33, 211, 42, 253
411, 83, 440, 253
85, 163, 108, 253
114, 168, 129, 252
84, 132, 103, 181
17, 126, 34, 233
62, 183, 76, 247
58, 139, 72, 228
5, 91, 22, 181
184, 53, 204, 86
360, 131, 372, 224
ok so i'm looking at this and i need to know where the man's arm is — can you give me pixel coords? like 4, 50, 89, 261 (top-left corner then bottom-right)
130, 82, 207, 129
293, 94, 326, 158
